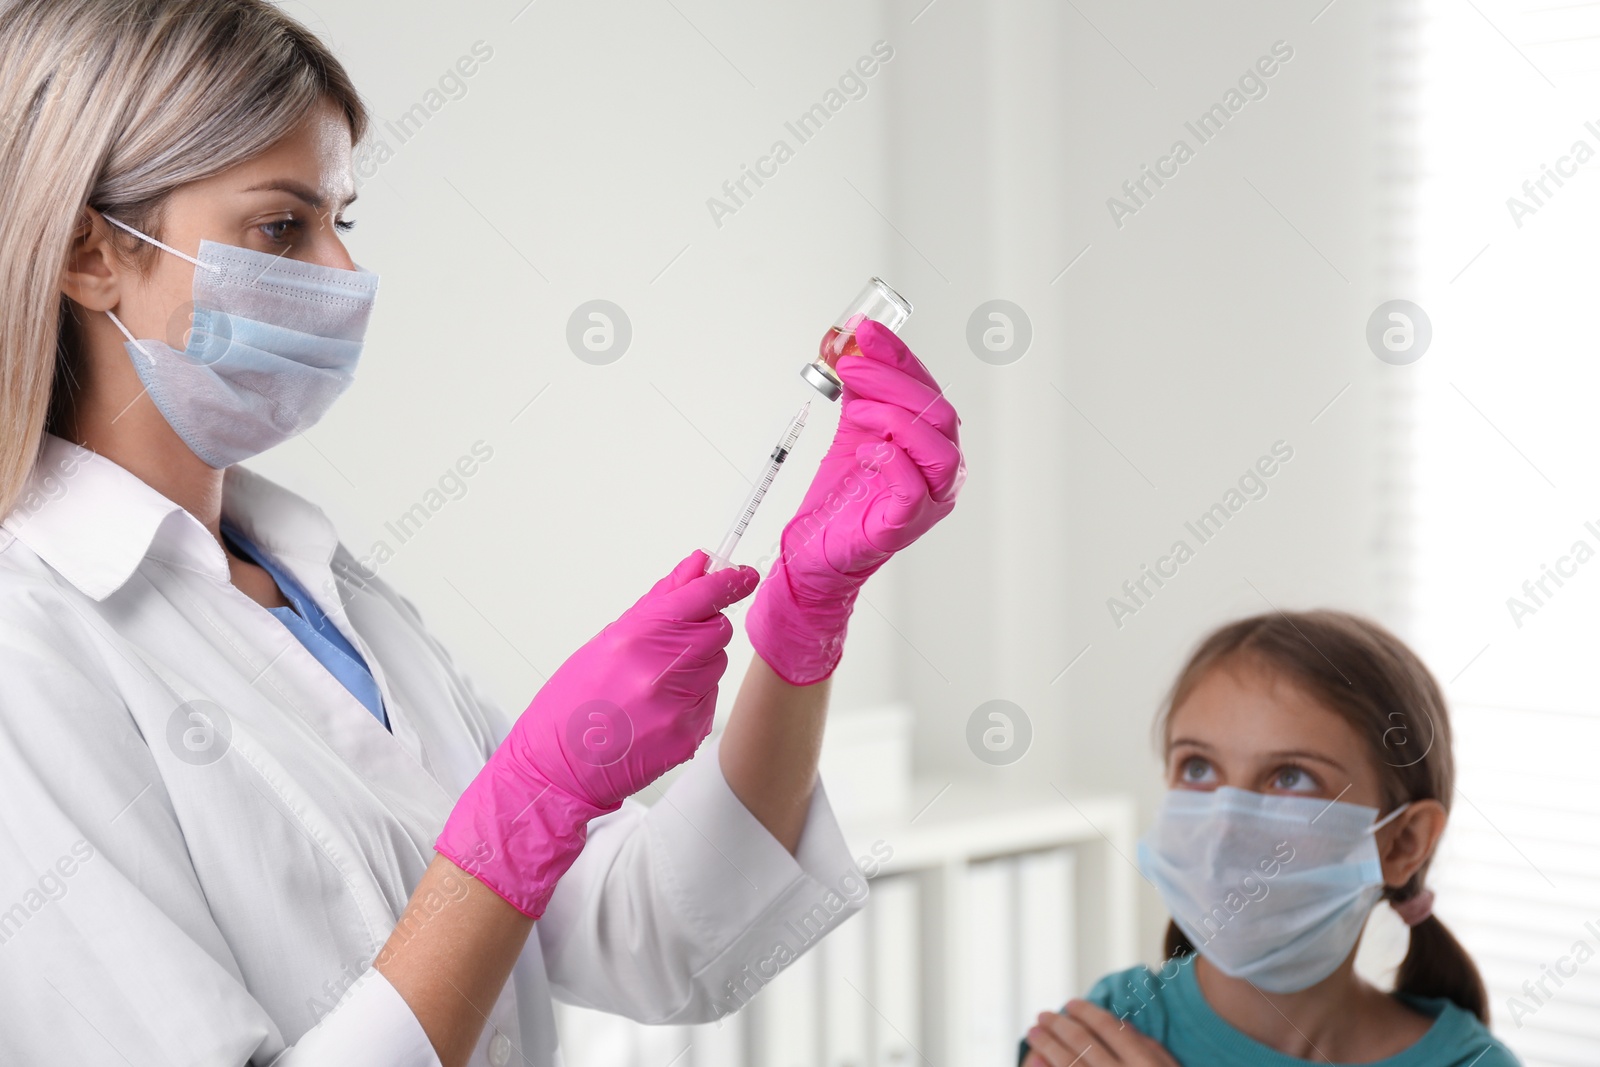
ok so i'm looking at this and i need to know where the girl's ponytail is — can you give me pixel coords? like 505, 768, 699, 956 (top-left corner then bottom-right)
1393, 901, 1490, 1023
1163, 919, 1195, 961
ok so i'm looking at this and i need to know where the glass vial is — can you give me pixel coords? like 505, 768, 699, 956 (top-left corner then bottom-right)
800, 276, 913, 401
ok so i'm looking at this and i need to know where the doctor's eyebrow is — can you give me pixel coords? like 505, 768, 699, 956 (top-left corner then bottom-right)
240, 179, 358, 212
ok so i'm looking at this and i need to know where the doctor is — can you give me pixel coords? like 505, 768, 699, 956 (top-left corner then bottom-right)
0, 1, 965, 1065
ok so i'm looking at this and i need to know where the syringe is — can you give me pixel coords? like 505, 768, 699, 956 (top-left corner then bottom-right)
704, 401, 811, 573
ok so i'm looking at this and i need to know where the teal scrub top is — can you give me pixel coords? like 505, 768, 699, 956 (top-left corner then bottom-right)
220, 516, 389, 732
1018, 958, 1520, 1067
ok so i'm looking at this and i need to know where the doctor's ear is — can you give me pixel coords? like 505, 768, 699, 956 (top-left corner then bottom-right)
1378, 797, 1448, 888
59, 207, 137, 313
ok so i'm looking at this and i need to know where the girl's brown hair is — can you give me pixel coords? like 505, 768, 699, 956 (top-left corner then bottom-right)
0, 0, 368, 517
1155, 609, 1489, 1023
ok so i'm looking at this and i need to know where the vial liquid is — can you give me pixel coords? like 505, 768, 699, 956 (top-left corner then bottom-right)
800, 277, 913, 401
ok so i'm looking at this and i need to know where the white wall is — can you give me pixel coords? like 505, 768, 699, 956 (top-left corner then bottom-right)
877, 0, 1395, 963
259, 0, 1391, 975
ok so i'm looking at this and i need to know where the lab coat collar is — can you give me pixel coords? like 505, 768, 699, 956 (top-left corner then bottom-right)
1, 432, 342, 603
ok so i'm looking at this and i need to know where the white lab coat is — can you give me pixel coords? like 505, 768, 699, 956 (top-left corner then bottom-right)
0, 433, 867, 1067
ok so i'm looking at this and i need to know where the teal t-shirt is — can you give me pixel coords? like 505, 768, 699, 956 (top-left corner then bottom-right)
1018, 958, 1520, 1067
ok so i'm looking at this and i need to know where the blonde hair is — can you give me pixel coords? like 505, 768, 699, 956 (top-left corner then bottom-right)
0, 0, 368, 515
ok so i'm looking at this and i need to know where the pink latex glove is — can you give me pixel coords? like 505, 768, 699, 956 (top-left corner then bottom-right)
746, 319, 965, 686
436, 549, 759, 918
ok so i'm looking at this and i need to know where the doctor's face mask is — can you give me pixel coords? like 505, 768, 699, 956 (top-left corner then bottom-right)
99, 212, 380, 469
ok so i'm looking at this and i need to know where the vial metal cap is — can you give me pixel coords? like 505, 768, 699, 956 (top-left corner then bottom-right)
800, 361, 843, 400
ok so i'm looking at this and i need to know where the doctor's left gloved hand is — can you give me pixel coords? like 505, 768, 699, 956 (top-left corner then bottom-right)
746, 319, 965, 686
435, 549, 758, 919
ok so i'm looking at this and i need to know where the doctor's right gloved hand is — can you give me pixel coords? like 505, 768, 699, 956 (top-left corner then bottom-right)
435, 549, 759, 919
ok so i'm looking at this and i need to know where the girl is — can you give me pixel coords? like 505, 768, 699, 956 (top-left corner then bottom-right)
1021, 610, 1518, 1066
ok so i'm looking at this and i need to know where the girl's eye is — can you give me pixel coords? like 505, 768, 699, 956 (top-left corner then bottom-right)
1272, 765, 1319, 793
334, 217, 356, 233
1177, 756, 1215, 785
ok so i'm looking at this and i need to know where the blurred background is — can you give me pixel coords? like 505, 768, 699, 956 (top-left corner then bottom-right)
258, 0, 1598, 1063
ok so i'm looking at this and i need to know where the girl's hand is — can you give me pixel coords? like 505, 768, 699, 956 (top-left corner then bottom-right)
1024, 1000, 1180, 1067
744, 319, 965, 686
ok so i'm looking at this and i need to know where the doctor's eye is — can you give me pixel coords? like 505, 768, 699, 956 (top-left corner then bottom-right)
258, 216, 298, 242
256, 214, 355, 246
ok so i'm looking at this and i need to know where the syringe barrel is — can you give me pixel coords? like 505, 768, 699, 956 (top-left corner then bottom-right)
706, 529, 742, 572
701, 403, 810, 574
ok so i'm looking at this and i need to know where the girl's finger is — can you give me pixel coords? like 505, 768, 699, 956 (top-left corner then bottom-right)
1063, 1000, 1152, 1063
1023, 1018, 1080, 1067
1034, 1010, 1120, 1067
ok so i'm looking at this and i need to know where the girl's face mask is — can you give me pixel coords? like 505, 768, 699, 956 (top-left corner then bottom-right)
99, 213, 379, 469
1137, 784, 1410, 993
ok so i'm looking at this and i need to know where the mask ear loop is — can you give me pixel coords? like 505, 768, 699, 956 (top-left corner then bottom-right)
105, 309, 157, 365
97, 212, 223, 364
100, 213, 217, 271
1367, 801, 1436, 925
1368, 801, 1412, 835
